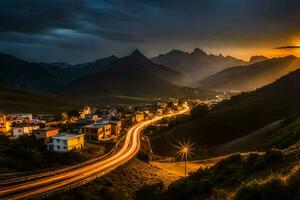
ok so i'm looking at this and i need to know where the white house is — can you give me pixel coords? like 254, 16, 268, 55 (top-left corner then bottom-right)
12, 125, 39, 138
47, 133, 84, 152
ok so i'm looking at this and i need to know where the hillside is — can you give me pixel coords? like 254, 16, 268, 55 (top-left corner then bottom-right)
151, 48, 247, 81
151, 69, 300, 156
162, 147, 300, 200
0, 84, 74, 114
213, 113, 300, 155
45, 159, 181, 200
60, 50, 201, 101
0, 53, 59, 91
197, 55, 300, 91
64, 55, 119, 80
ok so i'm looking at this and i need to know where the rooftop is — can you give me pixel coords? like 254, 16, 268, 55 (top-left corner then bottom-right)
52, 133, 83, 140
13, 125, 39, 128
102, 120, 121, 124
37, 127, 59, 131
82, 122, 110, 129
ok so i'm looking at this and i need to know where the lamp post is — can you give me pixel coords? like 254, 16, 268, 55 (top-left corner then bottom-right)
175, 140, 193, 177
182, 146, 188, 176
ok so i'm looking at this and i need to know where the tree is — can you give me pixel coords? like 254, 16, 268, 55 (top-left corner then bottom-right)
67, 109, 80, 118
190, 104, 209, 119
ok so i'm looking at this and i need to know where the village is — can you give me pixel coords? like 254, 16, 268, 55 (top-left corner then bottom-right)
0, 99, 186, 153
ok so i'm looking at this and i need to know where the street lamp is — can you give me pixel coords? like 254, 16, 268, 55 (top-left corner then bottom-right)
175, 139, 194, 176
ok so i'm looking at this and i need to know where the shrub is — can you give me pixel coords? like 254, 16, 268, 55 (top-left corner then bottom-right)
101, 186, 130, 200
263, 149, 283, 163
286, 168, 300, 197
215, 153, 243, 170
234, 178, 290, 200
135, 182, 164, 200
233, 181, 262, 200
164, 179, 214, 200
190, 104, 209, 119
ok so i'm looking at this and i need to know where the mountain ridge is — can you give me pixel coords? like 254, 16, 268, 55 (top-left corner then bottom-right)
151, 48, 247, 81
59, 50, 200, 101
197, 55, 300, 91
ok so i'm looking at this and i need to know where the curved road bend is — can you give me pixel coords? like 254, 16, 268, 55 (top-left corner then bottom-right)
0, 105, 189, 200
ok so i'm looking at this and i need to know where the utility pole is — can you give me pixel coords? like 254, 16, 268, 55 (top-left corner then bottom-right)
185, 153, 187, 176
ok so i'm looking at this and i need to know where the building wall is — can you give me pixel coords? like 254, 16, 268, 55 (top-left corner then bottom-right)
0, 115, 6, 134
13, 126, 39, 138
52, 135, 84, 152
81, 124, 111, 142
13, 127, 23, 138
52, 138, 67, 152
66, 135, 84, 151
34, 129, 59, 144
110, 121, 121, 135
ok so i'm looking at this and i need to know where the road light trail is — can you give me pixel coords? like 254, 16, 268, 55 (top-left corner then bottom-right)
0, 105, 189, 200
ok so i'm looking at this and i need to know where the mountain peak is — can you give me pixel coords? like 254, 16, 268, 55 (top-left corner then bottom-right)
191, 48, 207, 56
249, 55, 268, 63
130, 49, 145, 57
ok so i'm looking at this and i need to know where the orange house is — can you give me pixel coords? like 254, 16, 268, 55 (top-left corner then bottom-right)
33, 127, 59, 144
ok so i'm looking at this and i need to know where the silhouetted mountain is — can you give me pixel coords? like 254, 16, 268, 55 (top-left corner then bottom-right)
60, 50, 199, 100
40, 62, 72, 70
151, 48, 247, 81
249, 55, 268, 63
197, 55, 300, 91
151, 69, 300, 155
64, 55, 118, 80
0, 53, 59, 91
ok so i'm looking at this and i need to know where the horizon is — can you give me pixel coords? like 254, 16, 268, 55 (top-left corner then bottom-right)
1, 47, 299, 65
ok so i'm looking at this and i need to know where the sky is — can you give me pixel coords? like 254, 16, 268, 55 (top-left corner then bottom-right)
1, 0, 300, 63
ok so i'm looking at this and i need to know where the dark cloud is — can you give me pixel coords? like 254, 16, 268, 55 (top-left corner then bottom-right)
274, 46, 300, 49
0, 0, 84, 33
1, 0, 300, 62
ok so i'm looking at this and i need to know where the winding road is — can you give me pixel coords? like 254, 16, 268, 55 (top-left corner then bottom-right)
0, 105, 189, 200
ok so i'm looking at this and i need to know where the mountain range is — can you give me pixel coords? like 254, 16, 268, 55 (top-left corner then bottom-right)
0, 47, 298, 109
60, 50, 199, 101
151, 48, 248, 81
197, 55, 300, 91
0, 53, 60, 91
0, 50, 212, 108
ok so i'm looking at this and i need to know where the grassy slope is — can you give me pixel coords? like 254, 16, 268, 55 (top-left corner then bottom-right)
163, 144, 300, 200
45, 159, 181, 200
0, 85, 75, 114
213, 114, 300, 155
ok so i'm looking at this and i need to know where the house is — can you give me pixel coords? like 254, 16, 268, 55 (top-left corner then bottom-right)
80, 122, 112, 142
33, 127, 59, 144
76, 115, 101, 124
12, 125, 39, 138
0, 114, 6, 134
79, 106, 93, 118
156, 108, 164, 115
37, 114, 55, 122
47, 133, 84, 152
157, 101, 167, 109
31, 118, 46, 125
143, 110, 154, 120
6, 113, 32, 125
102, 120, 122, 135
132, 111, 144, 123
